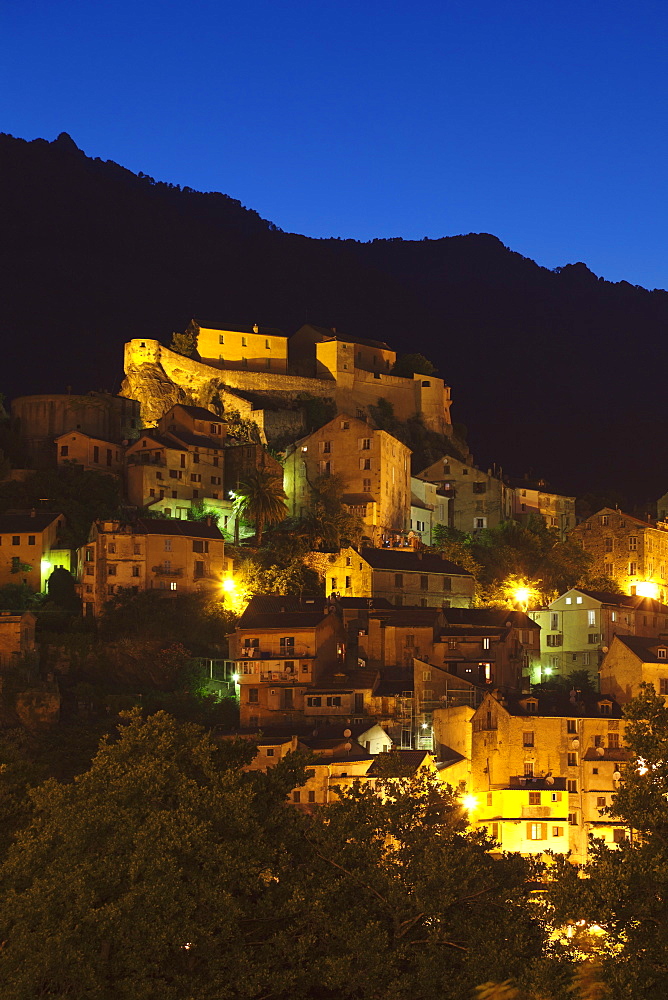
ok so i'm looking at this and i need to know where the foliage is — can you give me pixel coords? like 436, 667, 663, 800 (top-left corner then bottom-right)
46, 566, 81, 614
98, 589, 236, 652
168, 326, 197, 356
0, 720, 555, 1000
237, 551, 323, 598
0, 466, 122, 548
391, 352, 438, 377
232, 467, 288, 546
546, 684, 668, 998
0, 582, 43, 611
300, 472, 365, 550
433, 519, 593, 604
368, 401, 467, 471
297, 393, 337, 433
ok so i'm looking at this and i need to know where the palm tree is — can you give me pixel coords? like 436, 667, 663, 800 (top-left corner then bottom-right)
232, 468, 288, 547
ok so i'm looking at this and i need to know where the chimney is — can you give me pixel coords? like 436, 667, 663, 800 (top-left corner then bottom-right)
253, 323, 259, 333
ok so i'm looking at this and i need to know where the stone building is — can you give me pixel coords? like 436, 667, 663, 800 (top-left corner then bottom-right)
599, 633, 668, 704
229, 596, 346, 728
0, 611, 36, 669
327, 546, 475, 608
284, 415, 411, 542
464, 690, 628, 862
0, 511, 67, 592
55, 431, 124, 477
124, 404, 228, 507
569, 507, 668, 601
531, 587, 668, 684
79, 517, 228, 616
11, 393, 140, 468
193, 320, 289, 374
414, 457, 513, 533
509, 478, 576, 540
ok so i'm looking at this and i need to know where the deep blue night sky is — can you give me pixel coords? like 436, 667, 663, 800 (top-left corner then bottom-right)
3, 0, 668, 288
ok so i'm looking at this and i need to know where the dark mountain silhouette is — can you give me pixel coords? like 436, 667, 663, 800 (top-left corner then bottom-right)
1, 131, 666, 504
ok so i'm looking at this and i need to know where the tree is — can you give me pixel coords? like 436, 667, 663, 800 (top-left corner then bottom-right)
391, 353, 438, 378
546, 684, 668, 998
300, 473, 364, 551
168, 321, 198, 357
46, 566, 81, 614
232, 467, 288, 546
0, 710, 309, 1000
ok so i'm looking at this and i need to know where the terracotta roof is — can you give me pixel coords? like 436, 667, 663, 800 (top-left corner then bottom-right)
165, 430, 222, 451
171, 404, 224, 421
570, 590, 668, 614
0, 511, 63, 533
359, 548, 472, 576
489, 691, 624, 719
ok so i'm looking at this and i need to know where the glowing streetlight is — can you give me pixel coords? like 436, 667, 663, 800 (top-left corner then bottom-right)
222, 577, 236, 594
513, 586, 530, 606
635, 581, 659, 600
461, 794, 478, 812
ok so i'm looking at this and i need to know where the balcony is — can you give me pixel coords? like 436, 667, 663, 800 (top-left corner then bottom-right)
152, 565, 183, 577
521, 806, 552, 819
237, 643, 314, 659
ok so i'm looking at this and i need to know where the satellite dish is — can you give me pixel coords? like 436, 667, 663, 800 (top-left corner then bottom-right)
546, 776, 554, 785
602, 646, 609, 653
343, 742, 352, 751
613, 770, 621, 780
596, 746, 605, 756
343, 728, 352, 738
572, 738, 580, 748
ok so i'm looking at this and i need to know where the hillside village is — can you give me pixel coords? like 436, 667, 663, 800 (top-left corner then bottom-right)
3, 317, 668, 864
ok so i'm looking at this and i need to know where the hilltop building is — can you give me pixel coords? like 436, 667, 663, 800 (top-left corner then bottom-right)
0, 511, 68, 592
414, 457, 512, 532
599, 634, 668, 704
326, 547, 475, 608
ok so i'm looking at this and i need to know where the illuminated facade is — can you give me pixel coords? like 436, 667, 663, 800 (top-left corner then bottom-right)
599, 633, 668, 704
414, 457, 513, 533
569, 507, 668, 600
0, 511, 66, 592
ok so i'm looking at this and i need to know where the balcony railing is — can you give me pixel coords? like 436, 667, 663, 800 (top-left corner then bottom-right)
236, 643, 313, 659
152, 565, 183, 576
521, 806, 552, 818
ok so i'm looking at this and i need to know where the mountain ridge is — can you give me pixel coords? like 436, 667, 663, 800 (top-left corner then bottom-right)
1, 131, 666, 504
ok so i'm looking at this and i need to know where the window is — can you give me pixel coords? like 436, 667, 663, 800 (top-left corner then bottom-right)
192, 539, 209, 553
241, 336, 247, 347
27, 535, 35, 545
107, 565, 117, 576
132, 566, 140, 577
363, 478, 371, 491
565, 597, 572, 604
528, 823, 546, 840
567, 779, 578, 793
164, 538, 172, 551
576, 596, 583, 604
308, 791, 316, 803
588, 610, 596, 626
529, 791, 541, 805
219, 334, 224, 344
194, 561, 204, 578
448, 638, 457, 649
170, 581, 177, 591
551, 613, 559, 630
629, 536, 638, 551
524, 762, 534, 777
605, 537, 613, 552
588, 634, 599, 644
345, 576, 351, 589
658, 648, 667, 660
600, 515, 609, 526
474, 517, 486, 529
107, 585, 114, 595
659, 678, 668, 695
292, 790, 300, 803
523, 731, 534, 747
280, 637, 295, 650
326, 696, 341, 707
487, 793, 493, 805
568, 752, 577, 767
360, 457, 371, 470
330, 577, 337, 591
613, 829, 626, 844
608, 733, 620, 748
472, 481, 486, 494
420, 575, 428, 590
60, 444, 69, 457
568, 813, 578, 825
553, 826, 564, 837
567, 720, 577, 733
597, 796, 606, 808
395, 573, 403, 587
594, 734, 603, 748
307, 696, 321, 707
361, 438, 371, 450
629, 562, 637, 576
248, 689, 258, 703
482, 637, 490, 650
265, 338, 270, 349
12, 536, 19, 546
547, 634, 562, 646
322, 441, 331, 454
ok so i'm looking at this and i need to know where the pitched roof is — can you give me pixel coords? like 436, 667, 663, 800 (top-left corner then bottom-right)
0, 511, 63, 533
134, 517, 224, 539
443, 608, 540, 629
410, 492, 433, 510
488, 690, 624, 719
341, 493, 376, 505
237, 595, 329, 629
582, 747, 631, 762
569, 589, 668, 614
310, 668, 379, 693
371, 608, 441, 628
194, 320, 286, 337
359, 548, 472, 576
295, 324, 392, 352
366, 749, 433, 776
439, 625, 508, 638
611, 634, 668, 663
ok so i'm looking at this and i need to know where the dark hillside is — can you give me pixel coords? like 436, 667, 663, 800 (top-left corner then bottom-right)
1, 131, 666, 503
